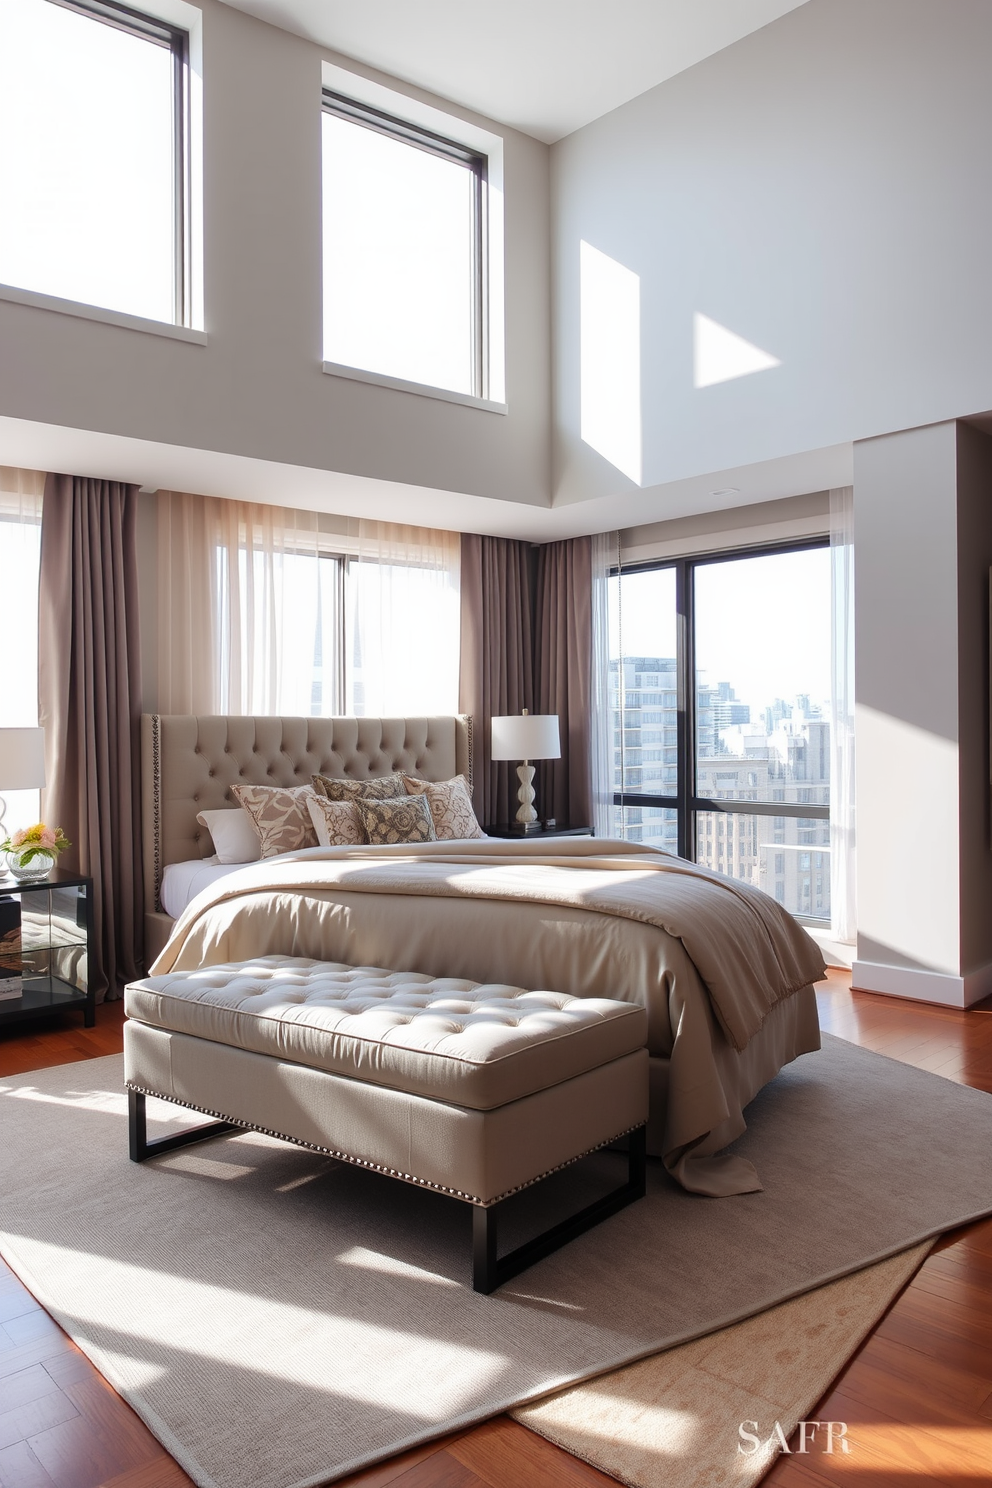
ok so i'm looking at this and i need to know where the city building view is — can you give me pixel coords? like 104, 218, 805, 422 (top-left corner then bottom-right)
608, 655, 831, 922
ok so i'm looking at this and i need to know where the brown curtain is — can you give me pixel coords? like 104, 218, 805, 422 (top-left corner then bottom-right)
39, 475, 144, 1000
535, 537, 593, 828
458, 533, 534, 825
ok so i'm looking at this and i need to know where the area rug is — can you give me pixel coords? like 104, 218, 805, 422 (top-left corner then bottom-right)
1, 1036, 991, 1488
513, 1240, 932, 1487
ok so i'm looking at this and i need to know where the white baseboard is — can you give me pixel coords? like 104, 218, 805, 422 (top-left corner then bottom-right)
852, 959, 992, 1009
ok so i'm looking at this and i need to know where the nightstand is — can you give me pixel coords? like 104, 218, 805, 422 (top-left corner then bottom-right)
485, 824, 592, 839
0, 868, 95, 1030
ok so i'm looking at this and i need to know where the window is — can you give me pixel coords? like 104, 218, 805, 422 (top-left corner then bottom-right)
345, 545, 460, 716
215, 546, 344, 718
608, 539, 831, 923
0, 0, 192, 325
322, 91, 488, 399
217, 541, 462, 719
0, 476, 43, 825
158, 495, 461, 718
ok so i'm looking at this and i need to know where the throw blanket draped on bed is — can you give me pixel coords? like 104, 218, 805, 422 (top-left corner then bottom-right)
156, 839, 823, 1051
153, 839, 826, 1194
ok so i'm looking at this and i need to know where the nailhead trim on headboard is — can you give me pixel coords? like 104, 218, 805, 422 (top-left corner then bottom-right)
151, 713, 163, 913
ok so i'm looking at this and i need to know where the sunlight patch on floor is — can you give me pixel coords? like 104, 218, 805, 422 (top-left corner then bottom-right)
11, 1237, 510, 1414
537, 1388, 701, 1454
337, 1245, 460, 1288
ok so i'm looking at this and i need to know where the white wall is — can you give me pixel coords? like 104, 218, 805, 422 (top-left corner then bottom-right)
0, 0, 551, 511
853, 420, 992, 1008
621, 489, 829, 564
553, 0, 992, 509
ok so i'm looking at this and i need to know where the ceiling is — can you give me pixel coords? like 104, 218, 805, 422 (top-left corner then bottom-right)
219, 0, 810, 143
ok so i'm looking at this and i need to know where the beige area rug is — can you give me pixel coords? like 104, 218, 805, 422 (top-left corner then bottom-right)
514, 1241, 932, 1487
1, 1036, 991, 1488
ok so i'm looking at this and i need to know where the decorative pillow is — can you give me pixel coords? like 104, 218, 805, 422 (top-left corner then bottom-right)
402, 775, 485, 841
311, 772, 407, 802
195, 807, 262, 865
356, 793, 437, 846
306, 794, 366, 847
231, 783, 319, 858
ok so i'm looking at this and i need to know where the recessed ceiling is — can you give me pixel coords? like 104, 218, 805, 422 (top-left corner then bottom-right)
219, 0, 810, 143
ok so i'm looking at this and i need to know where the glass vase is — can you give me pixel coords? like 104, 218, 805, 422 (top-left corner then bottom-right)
4, 849, 56, 882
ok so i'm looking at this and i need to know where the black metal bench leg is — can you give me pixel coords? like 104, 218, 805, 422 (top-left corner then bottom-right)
473, 1204, 498, 1294
629, 1123, 647, 1198
471, 1124, 648, 1295
128, 1088, 147, 1163
128, 1087, 237, 1163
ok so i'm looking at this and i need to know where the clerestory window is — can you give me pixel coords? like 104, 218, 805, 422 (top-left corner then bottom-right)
0, 0, 192, 325
321, 89, 489, 401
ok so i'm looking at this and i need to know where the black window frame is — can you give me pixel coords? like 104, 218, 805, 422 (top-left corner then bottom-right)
45, 0, 191, 325
321, 89, 489, 400
611, 536, 831, 900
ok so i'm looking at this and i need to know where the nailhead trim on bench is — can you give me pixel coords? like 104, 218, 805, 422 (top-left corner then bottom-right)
124, 1081, 643, 1207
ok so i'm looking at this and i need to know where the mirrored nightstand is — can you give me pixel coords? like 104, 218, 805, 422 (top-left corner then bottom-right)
0, 868, 95, 1029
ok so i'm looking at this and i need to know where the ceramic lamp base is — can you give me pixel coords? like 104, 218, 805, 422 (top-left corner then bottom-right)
514, 762, 538, 825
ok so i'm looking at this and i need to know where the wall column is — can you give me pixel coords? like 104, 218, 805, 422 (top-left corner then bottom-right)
853, 420, 992, 1007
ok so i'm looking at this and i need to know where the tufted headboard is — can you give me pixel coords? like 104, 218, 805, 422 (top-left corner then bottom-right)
141, 713, 473, 931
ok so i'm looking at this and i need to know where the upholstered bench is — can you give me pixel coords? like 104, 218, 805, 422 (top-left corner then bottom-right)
123, 956, 649, 1292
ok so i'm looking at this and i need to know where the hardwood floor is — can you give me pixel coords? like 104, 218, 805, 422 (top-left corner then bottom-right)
0, 1002, 191, 1488
2, 976, 992, 1486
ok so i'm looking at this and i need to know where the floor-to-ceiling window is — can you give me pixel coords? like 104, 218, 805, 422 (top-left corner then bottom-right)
608, 540, 831, 923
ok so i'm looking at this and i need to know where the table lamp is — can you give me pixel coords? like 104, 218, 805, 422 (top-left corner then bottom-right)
0, 727, 47, 849
490, 710, 561, 832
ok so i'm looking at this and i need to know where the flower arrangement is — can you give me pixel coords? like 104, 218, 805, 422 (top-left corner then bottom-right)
0, 823, 71, 865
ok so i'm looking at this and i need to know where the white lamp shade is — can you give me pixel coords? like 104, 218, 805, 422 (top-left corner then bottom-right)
491, 714, 561, 762
0, 727, 46, 789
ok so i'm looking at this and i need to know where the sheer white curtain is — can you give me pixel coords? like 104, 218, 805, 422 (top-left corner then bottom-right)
829, 485, 856, 943
157, 494, 460, 718
157, 493, 337, 716
0, 467, 44, 824
590, 531, 617, 839
156, 490, 217, 713
347, 520, 461, 715
213, 501, 339, 717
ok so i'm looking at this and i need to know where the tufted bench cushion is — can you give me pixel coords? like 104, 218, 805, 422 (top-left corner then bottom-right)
124, 953, 650, 1291
124, 958, 648, 1111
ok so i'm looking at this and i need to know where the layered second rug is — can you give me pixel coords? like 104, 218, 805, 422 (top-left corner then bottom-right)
0, 1038, 990, 1488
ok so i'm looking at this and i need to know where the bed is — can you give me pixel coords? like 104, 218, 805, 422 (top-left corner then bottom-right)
141, 713, 824, 1196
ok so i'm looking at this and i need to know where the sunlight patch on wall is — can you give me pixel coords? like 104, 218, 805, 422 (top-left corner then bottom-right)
856, 703, 960, 975
694, 312, 780, 389
580, 241, 641, 484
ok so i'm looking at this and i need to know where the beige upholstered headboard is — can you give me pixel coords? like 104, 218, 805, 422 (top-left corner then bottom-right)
141, 713, 473, 921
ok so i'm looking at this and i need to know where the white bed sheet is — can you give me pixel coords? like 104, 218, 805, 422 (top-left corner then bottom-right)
160, 859, 250, 920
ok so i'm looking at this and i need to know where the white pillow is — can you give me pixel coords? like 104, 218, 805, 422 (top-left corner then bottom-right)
195, 807, 262, 864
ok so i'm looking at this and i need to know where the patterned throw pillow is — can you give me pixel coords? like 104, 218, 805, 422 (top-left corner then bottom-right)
311, 772, 407, 802
306, 794, 366, 847
231, 783, 319, 858
402, 775, 485, 841
356, 793, 437, 846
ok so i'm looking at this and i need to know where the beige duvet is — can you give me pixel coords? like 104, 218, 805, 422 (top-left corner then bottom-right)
153, 838, 825, 1196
